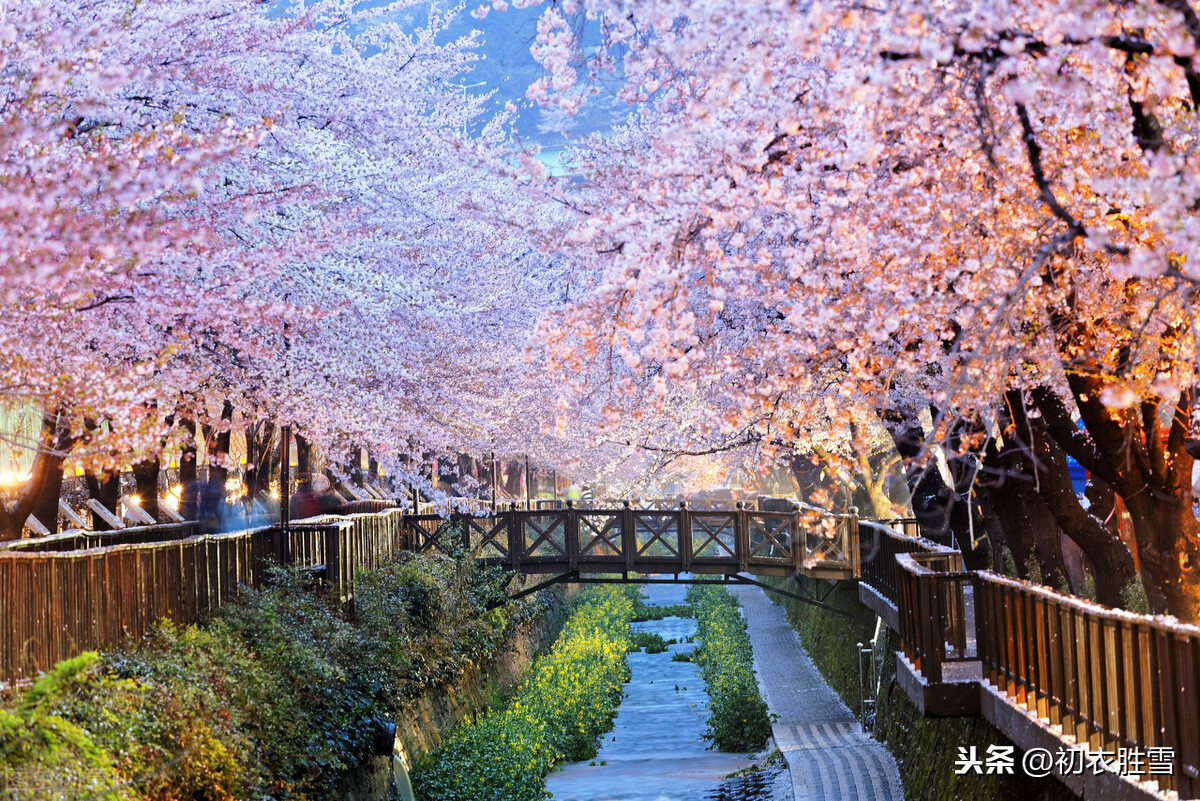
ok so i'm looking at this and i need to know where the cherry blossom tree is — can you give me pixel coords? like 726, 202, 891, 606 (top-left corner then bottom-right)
512, 0, 1200, 621
0, 0, 575, 532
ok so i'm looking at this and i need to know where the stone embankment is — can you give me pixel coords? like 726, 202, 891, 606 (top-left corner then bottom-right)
340, 589, 571, 801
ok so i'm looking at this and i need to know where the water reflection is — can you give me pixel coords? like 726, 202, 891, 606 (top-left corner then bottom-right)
546, 583, 754, 801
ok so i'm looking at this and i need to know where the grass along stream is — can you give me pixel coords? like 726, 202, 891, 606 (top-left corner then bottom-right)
545, 582, 761, 801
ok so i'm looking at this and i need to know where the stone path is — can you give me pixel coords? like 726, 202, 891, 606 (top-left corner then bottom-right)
730, 585, 905, 801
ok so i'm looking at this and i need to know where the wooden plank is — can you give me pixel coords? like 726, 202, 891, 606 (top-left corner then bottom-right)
24, 514, 51, 537
3, 559, 13, 685
57, 501, 90, 532
1175, 635, 1199, 795
1087, 616, 1104, 749
1072, 607, 1090, 745
87, 499, 125, 530
1047, 598, 1064, 727
1033, 593, 1049, 718
121, 497, 156, 526
157, 497, 185, 523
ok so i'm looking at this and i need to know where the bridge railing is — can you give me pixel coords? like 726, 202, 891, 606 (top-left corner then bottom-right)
977, 573, 1199, 795
398, 501, 837, 578
895, 551, 973, 685
859, 520, 951, 609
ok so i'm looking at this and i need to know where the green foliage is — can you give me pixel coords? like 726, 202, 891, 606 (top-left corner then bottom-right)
1055, 570, 1071, 595
1023, 553, 1043, 585
999, 546, 1018, 578
628, 631, 669, 653
1080, 570, 1097, 601
1120, 574, 1151, 613
685, 585, 772, 752
0, 553, 535, 801
631, 595, 692, 622
411, 586, 633, 801
0, 652, 134, 801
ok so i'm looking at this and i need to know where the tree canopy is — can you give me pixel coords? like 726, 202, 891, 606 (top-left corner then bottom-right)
6, 0, 1200, 620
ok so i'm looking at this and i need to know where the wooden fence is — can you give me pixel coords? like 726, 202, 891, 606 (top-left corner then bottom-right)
0, 509, 406, 686
874, 545, 1200, 797
0, 522, 200, 553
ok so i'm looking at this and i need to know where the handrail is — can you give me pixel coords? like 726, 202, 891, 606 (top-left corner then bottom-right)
893, 554, 1200, 797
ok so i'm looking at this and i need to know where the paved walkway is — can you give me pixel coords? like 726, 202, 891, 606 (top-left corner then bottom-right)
730, 585, 904, 801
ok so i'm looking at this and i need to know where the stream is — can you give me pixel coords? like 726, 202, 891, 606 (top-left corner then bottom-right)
545, 583, 764, 801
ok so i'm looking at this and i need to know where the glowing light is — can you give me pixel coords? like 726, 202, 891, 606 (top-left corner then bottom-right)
127, 495, 140, 505
0, 470, 31, 487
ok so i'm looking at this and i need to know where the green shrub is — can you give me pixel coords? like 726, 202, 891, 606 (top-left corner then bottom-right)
412, 586, 634, 801
0, 653, 132, 801
0, 552, 538, 801
628, 631, 669, 653
686, 585, 772, 752
631, 595, 692, 622
1120, 574, 1151, 613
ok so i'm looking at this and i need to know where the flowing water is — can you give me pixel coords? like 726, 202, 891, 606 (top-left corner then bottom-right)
546, 583, 763, 801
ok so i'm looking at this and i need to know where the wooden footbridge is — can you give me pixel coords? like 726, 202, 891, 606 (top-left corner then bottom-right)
409, 499, 856, 575
1, 500, 1197, 800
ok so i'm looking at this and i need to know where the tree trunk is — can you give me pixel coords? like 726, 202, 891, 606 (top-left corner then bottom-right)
1035, 381, 1200, 619
1002, 397, 1131, 605
348, 446, 365, 487
880, 407, 990, 568
787, 453, 853, 511
84, 470, 121, 532
205, 401, 234, 490
502, 458, 522, 498
179, 418, 198, 520
30, 464, 65, 537
978, 435, 1068, 586
243, 420, 278, 498
861, 464, 898, 520
296, 434, 311, 481
131, 459, 160, 522
1, 408, 76, 539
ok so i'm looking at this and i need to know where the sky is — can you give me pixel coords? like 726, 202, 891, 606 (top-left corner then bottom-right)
381, 1, 629, 152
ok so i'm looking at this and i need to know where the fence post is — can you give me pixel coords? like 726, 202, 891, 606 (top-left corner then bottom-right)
565, 499, 579, 572
735, 501, 749, 573
323, 524, 343, 600
790, 502, 802, 574
848, 506, 860, 578
279, 426, 291, 565
622, 500, 636, 572
678, 500, 692, 573
508, 502, 521, 571
920, 573, 942, 683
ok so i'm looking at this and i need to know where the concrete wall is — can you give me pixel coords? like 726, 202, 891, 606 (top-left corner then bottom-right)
339, 588, 573, 801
